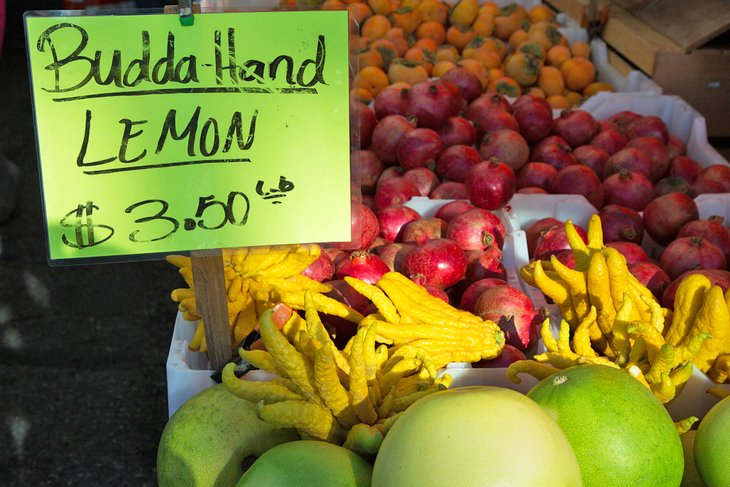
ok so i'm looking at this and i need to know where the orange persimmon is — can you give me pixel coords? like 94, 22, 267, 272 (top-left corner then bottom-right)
570, 41, 591, 59
487, 75, 522, 97
387, 59, 430, 85
361, 14, 392, 39
445, 24, 476, 51
560, 56, 596, 91
416, 20, 447, 46
390, 7, 423, 35
353, 65, 390, 97
546, 94, 570, 110
367, 0, 393, 16
537, 65, 565, 97
449, 0, 479, 27
546, 44, 571, 67
417, 0, 450, 24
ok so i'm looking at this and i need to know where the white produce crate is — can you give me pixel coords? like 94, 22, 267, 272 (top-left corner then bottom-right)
166, 314, 541, 417
580, 92, 728, 167
499, 194, 730, 421
166, 312, 216, 418
166, 198, 538, 417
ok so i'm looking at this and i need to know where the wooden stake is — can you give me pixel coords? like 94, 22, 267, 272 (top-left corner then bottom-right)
191, 249, 230, 370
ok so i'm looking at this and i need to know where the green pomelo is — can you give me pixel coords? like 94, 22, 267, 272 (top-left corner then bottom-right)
680, 430, 705, 487
157, 384, 299, 487
694, 395, 730, 487
527, 364, 684, 487
371, 386, 582, 487
236, 440, 373, 487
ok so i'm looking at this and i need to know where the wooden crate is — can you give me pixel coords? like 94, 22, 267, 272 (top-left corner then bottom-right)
546, 0, 730, 137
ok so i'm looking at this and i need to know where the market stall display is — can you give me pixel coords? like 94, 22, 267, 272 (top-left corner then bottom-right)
13, 0, 730, 485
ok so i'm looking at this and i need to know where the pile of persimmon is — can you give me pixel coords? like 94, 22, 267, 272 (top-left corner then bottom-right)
332, 0, 613, 109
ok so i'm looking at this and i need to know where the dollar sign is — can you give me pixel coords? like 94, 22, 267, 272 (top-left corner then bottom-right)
60, 201, 115, 249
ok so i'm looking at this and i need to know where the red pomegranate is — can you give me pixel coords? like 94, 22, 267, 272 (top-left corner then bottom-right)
401, 218, 448, 245
436, 144, 482, 182
605, 241, 650, 265
659, 237, 727, 280
666, 134, 686, 159
695, 164, 730, 192
628, 261, 671, 300
433, 199, 475, 223
626, 136, 670, 182
446, 207, 506, 250
525, 217, 562, 256
374, 177, 421, 209
512, 98, 554, 144
373, 83, 410, 119
437, 116, 477, 147
335, 250, 391, 284
669, 156, 702, 183
572, 145, 610, 180
354, 149, 385, 195
549, 164, 605, 209
396, 128, 444, 170
533, 223, 588, 261
677, 217, 730, 264
463, 247, 508, 284
590, 126, 628, 155
642, 192, 699, 246
661, 269, 730, 309
473, 284, 542, 353
371, 114, 417, 164
350, 99, 377, 149
551, 109, 599, 148
375, 242, 415, 273
516, 162, 558, 191
603, 147, 653, 180
597, 204, 644, 244
402, 167, 440, 196
301, 250, 335, 282
459, 277, 509, 314
401, 238, 467, 288
430, 181, 468, 199
329, 202, 379, 250
405, 79, 460, 130
376, 204, 421, 242
465, 158, 517, 211
478, 129, 530, 172
602, 169, 654, 211
627, 115, 669, 144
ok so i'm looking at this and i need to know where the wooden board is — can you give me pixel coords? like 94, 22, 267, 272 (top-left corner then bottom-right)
606, 45, 635, 76
631, 0, 730, 52
191, 250, 231, 370
653, 48, 730, 137
600, 1, 683, 74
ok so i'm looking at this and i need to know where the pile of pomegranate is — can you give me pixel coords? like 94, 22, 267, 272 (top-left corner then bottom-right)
351, 74, 730, 214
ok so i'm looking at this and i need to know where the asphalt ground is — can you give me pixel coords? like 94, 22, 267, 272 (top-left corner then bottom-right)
1, 2, 182, 485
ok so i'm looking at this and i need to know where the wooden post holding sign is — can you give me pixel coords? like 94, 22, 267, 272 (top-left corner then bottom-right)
24, 5, 353, 370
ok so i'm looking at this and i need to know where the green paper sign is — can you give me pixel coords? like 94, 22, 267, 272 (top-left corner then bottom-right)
25, 9, 352, 263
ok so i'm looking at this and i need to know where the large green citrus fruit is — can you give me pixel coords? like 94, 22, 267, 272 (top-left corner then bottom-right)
694, 395, 730, 487
527, 364, 684, 487
236, 440, 373, 487
371, 386, 582, 487
156, 384, 299, 487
